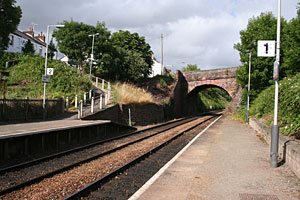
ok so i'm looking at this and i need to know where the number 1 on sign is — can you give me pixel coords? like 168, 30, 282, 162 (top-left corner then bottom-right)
257, 40, 275, 57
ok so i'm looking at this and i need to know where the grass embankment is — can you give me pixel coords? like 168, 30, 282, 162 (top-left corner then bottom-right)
236, 73, 300, 138
197, 87, 232, 112
112, 82, 154, 104
0, 53, 92, 100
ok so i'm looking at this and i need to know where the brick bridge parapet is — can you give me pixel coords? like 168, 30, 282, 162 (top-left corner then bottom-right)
180, 67, 239, 98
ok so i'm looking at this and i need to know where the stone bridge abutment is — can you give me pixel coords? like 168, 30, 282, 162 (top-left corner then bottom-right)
173, 67, 241, 117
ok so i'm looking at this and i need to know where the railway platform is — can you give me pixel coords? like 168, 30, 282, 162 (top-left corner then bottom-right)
130, 116, 300, 200
0, 118, 110, 138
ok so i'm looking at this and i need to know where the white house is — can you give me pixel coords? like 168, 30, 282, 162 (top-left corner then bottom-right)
149, 54, 166, 77
5, 28, 46, 57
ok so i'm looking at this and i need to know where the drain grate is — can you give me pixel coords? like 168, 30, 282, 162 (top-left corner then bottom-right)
239, 193, 279, 200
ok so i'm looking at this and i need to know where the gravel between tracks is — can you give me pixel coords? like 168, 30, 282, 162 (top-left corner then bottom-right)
0, 116, 210, 200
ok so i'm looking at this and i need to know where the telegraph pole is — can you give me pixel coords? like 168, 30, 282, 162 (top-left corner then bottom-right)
161, 34, 164, 75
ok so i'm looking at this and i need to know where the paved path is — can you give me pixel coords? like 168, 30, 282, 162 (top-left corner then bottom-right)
130, 116, 300, 200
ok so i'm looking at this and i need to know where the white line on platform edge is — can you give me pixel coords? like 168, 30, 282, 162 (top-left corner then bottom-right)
128, 115, 223, 200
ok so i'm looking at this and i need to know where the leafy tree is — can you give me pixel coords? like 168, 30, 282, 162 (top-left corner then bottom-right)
48, 38, 57, 60
234, 12, 287, 101
281, 4, 300, 76
182, 64, 200, 72
99, 30, 153, 82
0, 0, 22, 57
22, 39, 35, 55
53, 20, 99, 63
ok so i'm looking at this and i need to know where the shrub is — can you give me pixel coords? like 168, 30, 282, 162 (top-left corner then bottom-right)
250, 73, 300, 137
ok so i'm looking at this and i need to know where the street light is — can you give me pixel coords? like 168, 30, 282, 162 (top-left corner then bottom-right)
246, 52, 251, 123
270, 0, 281, 168
43, 24, 65, 119
88, 33, 99, 80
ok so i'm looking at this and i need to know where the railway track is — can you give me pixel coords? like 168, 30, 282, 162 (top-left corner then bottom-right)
0, 113, 220, 199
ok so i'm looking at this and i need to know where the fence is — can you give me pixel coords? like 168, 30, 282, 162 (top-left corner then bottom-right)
0, 98, 64, 121
0, 77, 111, 121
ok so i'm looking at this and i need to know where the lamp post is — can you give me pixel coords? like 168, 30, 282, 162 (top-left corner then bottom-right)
88, 33, 99, 80
43, 24, 65, 119
246, 52, 251, 123
271, 0, 281, 168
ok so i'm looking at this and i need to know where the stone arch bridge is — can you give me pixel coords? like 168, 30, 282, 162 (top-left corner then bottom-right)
173, 67, 241, 116
182, 67, 239, 97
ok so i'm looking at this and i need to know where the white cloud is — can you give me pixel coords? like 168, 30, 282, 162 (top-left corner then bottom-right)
16, 0, 299, 71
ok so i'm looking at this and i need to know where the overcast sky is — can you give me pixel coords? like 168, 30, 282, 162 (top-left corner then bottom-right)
16, 0, 299, 71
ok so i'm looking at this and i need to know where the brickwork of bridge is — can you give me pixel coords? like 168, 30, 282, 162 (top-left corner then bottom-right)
173, 67, 241, 117
181, 67, 239, 98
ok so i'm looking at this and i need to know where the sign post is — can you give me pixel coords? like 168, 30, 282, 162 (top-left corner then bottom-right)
257, 39, 279, 168
270, 0, 281, 168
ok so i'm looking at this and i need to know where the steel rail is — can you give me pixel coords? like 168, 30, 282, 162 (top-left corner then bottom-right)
0, 115, 205, 196
64, 115, 218, 200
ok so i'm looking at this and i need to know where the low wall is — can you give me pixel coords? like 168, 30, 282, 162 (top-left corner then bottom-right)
249, 118, 300, 179
0, 98, 64, 121
83, 103, 165, 126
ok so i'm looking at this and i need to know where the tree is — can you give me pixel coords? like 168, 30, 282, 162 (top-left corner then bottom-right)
182, 64, 200, 72
281, 4, 300, 76
234, 12, 287, 101
22, 39, 35, 55
99, 30, 153, 82
0, 0, 22, 56
53, 20, 99, 63
48, 39, 57, 59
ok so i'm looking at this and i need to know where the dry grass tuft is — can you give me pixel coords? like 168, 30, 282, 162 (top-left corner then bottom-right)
113, 82, 154, 104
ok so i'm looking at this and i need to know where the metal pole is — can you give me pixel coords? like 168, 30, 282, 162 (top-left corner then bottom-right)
75, 94, 78, 108
271, 0, 281, 168
80, 100, 83, 118
246, 52, 251, 123
161, 33, 164, 75
43, 25, 50, 120
100, 94, 103, 109
129, 108, 132, 126
89, 34, 95, 80
89, 33, 99, 80
91, 97, 94, 113
66, 96, 69, 112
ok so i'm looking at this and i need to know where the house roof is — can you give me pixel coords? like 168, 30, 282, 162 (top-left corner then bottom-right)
12, 29, 46, 47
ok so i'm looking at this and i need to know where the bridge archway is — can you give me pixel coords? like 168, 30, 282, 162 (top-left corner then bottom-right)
173, 68, 241, 117
187, 83, 234, 98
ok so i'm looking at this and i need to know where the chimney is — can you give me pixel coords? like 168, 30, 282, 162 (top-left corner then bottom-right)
23, 27, 34, 37
35, 32, 45, 42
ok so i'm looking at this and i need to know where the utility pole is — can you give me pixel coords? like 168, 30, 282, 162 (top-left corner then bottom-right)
161, 33, 164, 75
271, 0, 281, 168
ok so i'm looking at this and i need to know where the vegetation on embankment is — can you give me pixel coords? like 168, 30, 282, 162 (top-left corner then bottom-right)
234, 73, 300, 138
197, 87, 232, 112
112, 82, 155, 104
0, 53, 92, 99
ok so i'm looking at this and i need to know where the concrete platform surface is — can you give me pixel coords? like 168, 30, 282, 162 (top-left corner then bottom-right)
0, 119, 110, 138
130, 116, 300, 200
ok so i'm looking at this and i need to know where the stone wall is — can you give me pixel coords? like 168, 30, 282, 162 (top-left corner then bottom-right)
0, 98, 64, 121
249, 118, 300, 179
83, 103, 165, 126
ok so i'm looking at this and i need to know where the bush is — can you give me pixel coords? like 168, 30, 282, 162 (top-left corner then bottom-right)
250, 73, 300, 137
2, 53, 92, 99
